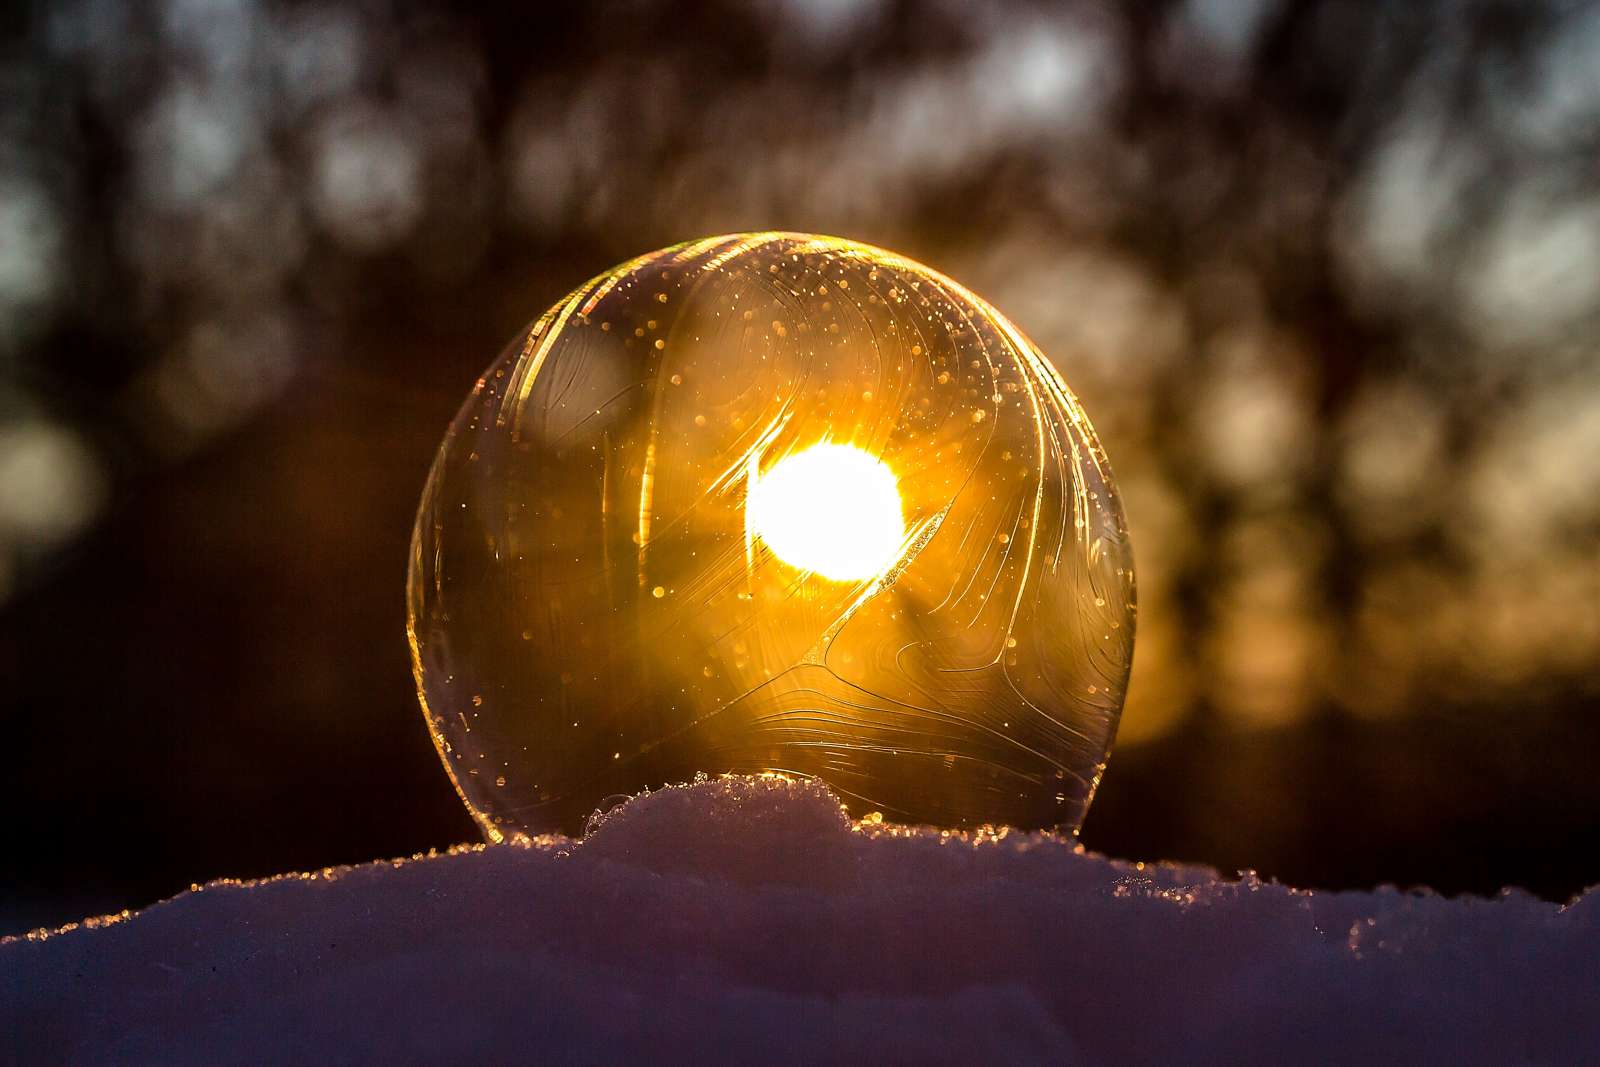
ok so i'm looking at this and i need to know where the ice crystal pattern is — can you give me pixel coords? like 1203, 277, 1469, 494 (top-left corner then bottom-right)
409, 233, 1135, 839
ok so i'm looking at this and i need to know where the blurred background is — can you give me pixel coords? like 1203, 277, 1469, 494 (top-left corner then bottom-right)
4, 0, 1600, 934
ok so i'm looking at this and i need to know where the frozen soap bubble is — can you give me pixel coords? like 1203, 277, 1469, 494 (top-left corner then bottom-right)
408, 233, 1135, 840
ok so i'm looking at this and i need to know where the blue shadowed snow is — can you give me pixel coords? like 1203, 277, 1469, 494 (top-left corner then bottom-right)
3, 775, 1596, 1064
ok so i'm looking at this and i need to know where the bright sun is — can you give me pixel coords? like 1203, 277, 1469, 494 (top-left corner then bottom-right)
747, 443, 906, 582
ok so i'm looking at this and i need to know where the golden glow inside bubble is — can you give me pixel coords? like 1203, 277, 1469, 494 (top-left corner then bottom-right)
408, 232, 1136, 840
746, 444, 905, 581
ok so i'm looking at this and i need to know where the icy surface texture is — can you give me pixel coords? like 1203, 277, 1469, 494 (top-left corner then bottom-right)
409, 233, 1134, 839
5, 776, 1596, 1065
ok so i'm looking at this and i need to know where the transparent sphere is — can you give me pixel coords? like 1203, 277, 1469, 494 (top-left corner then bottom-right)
408, 233, 1135, 840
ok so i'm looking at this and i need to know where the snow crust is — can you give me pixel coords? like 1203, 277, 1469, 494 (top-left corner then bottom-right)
4, 775, 1597, 1064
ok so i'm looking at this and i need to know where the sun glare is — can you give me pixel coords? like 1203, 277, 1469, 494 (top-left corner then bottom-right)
747, 443, 906, 581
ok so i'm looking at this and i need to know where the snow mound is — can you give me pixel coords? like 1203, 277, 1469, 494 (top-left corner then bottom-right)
4, 775, 1596, 1064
